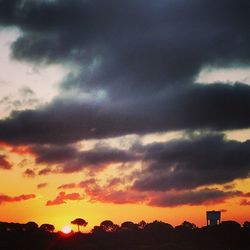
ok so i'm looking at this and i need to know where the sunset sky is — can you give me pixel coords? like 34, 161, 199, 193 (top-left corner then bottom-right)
0, 0, 250, 232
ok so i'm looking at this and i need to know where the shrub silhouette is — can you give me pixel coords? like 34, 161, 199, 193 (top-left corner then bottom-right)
121, 221, 138, 231
100, 220, 119, 232
175, 221, 197, 231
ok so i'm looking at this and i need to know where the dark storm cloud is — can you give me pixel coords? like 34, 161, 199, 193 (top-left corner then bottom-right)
133, 134, 250, 191
1, 83, 250, 144
0, 0, 249, 96
32, 144, 137, 173
31, 133, 250, 194
148, 189, 242, 207
33, 144, 78, 164
0, 0, 249, 143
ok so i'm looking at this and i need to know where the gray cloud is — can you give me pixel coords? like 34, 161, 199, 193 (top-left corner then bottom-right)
33, 144, 77, 164
0, 1, 249, 144
133, 134, 250, 191
1, 83, 250, 144
31, 133, 250, 193
148, 189, 242, 207
32, 143, 138, 173
0, 86, 39, 119
0, 0, 249, 95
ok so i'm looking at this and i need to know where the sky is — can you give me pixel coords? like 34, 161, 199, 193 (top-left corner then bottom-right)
0, 0, 250, 232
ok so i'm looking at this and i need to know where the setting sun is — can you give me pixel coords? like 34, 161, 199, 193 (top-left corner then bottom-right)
61, 225, 72, 234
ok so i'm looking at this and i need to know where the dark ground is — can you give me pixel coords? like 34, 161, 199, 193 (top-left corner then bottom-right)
1, 220, 250, 250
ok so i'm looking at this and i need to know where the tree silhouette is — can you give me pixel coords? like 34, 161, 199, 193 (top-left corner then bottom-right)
121, 221, 138, 231
144, 220, 173, 234
71, 218, 88, 232
100, 220, 119, 232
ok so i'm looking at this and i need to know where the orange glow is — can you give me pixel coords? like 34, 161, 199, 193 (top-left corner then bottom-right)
1, 137, 250, 232
61, 225, 72, 234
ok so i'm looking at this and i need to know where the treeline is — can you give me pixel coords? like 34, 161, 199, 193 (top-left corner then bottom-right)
0, 220, 250, 250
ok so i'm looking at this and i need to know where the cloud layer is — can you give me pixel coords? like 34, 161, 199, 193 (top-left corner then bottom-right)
33, 143, 137, 173
0, 0, 249, 144
148, 189, 242, 207
58, 178, 246, 207
0, 0, 250, 208
1, 83, 250, 145
31, 134, 250, 192
133, 134, 250, 191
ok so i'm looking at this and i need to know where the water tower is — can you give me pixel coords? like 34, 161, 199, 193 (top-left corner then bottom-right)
206, 210, 221, 226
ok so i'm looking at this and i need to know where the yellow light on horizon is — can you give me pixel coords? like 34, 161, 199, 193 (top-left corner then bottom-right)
61, 225, 72, 234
